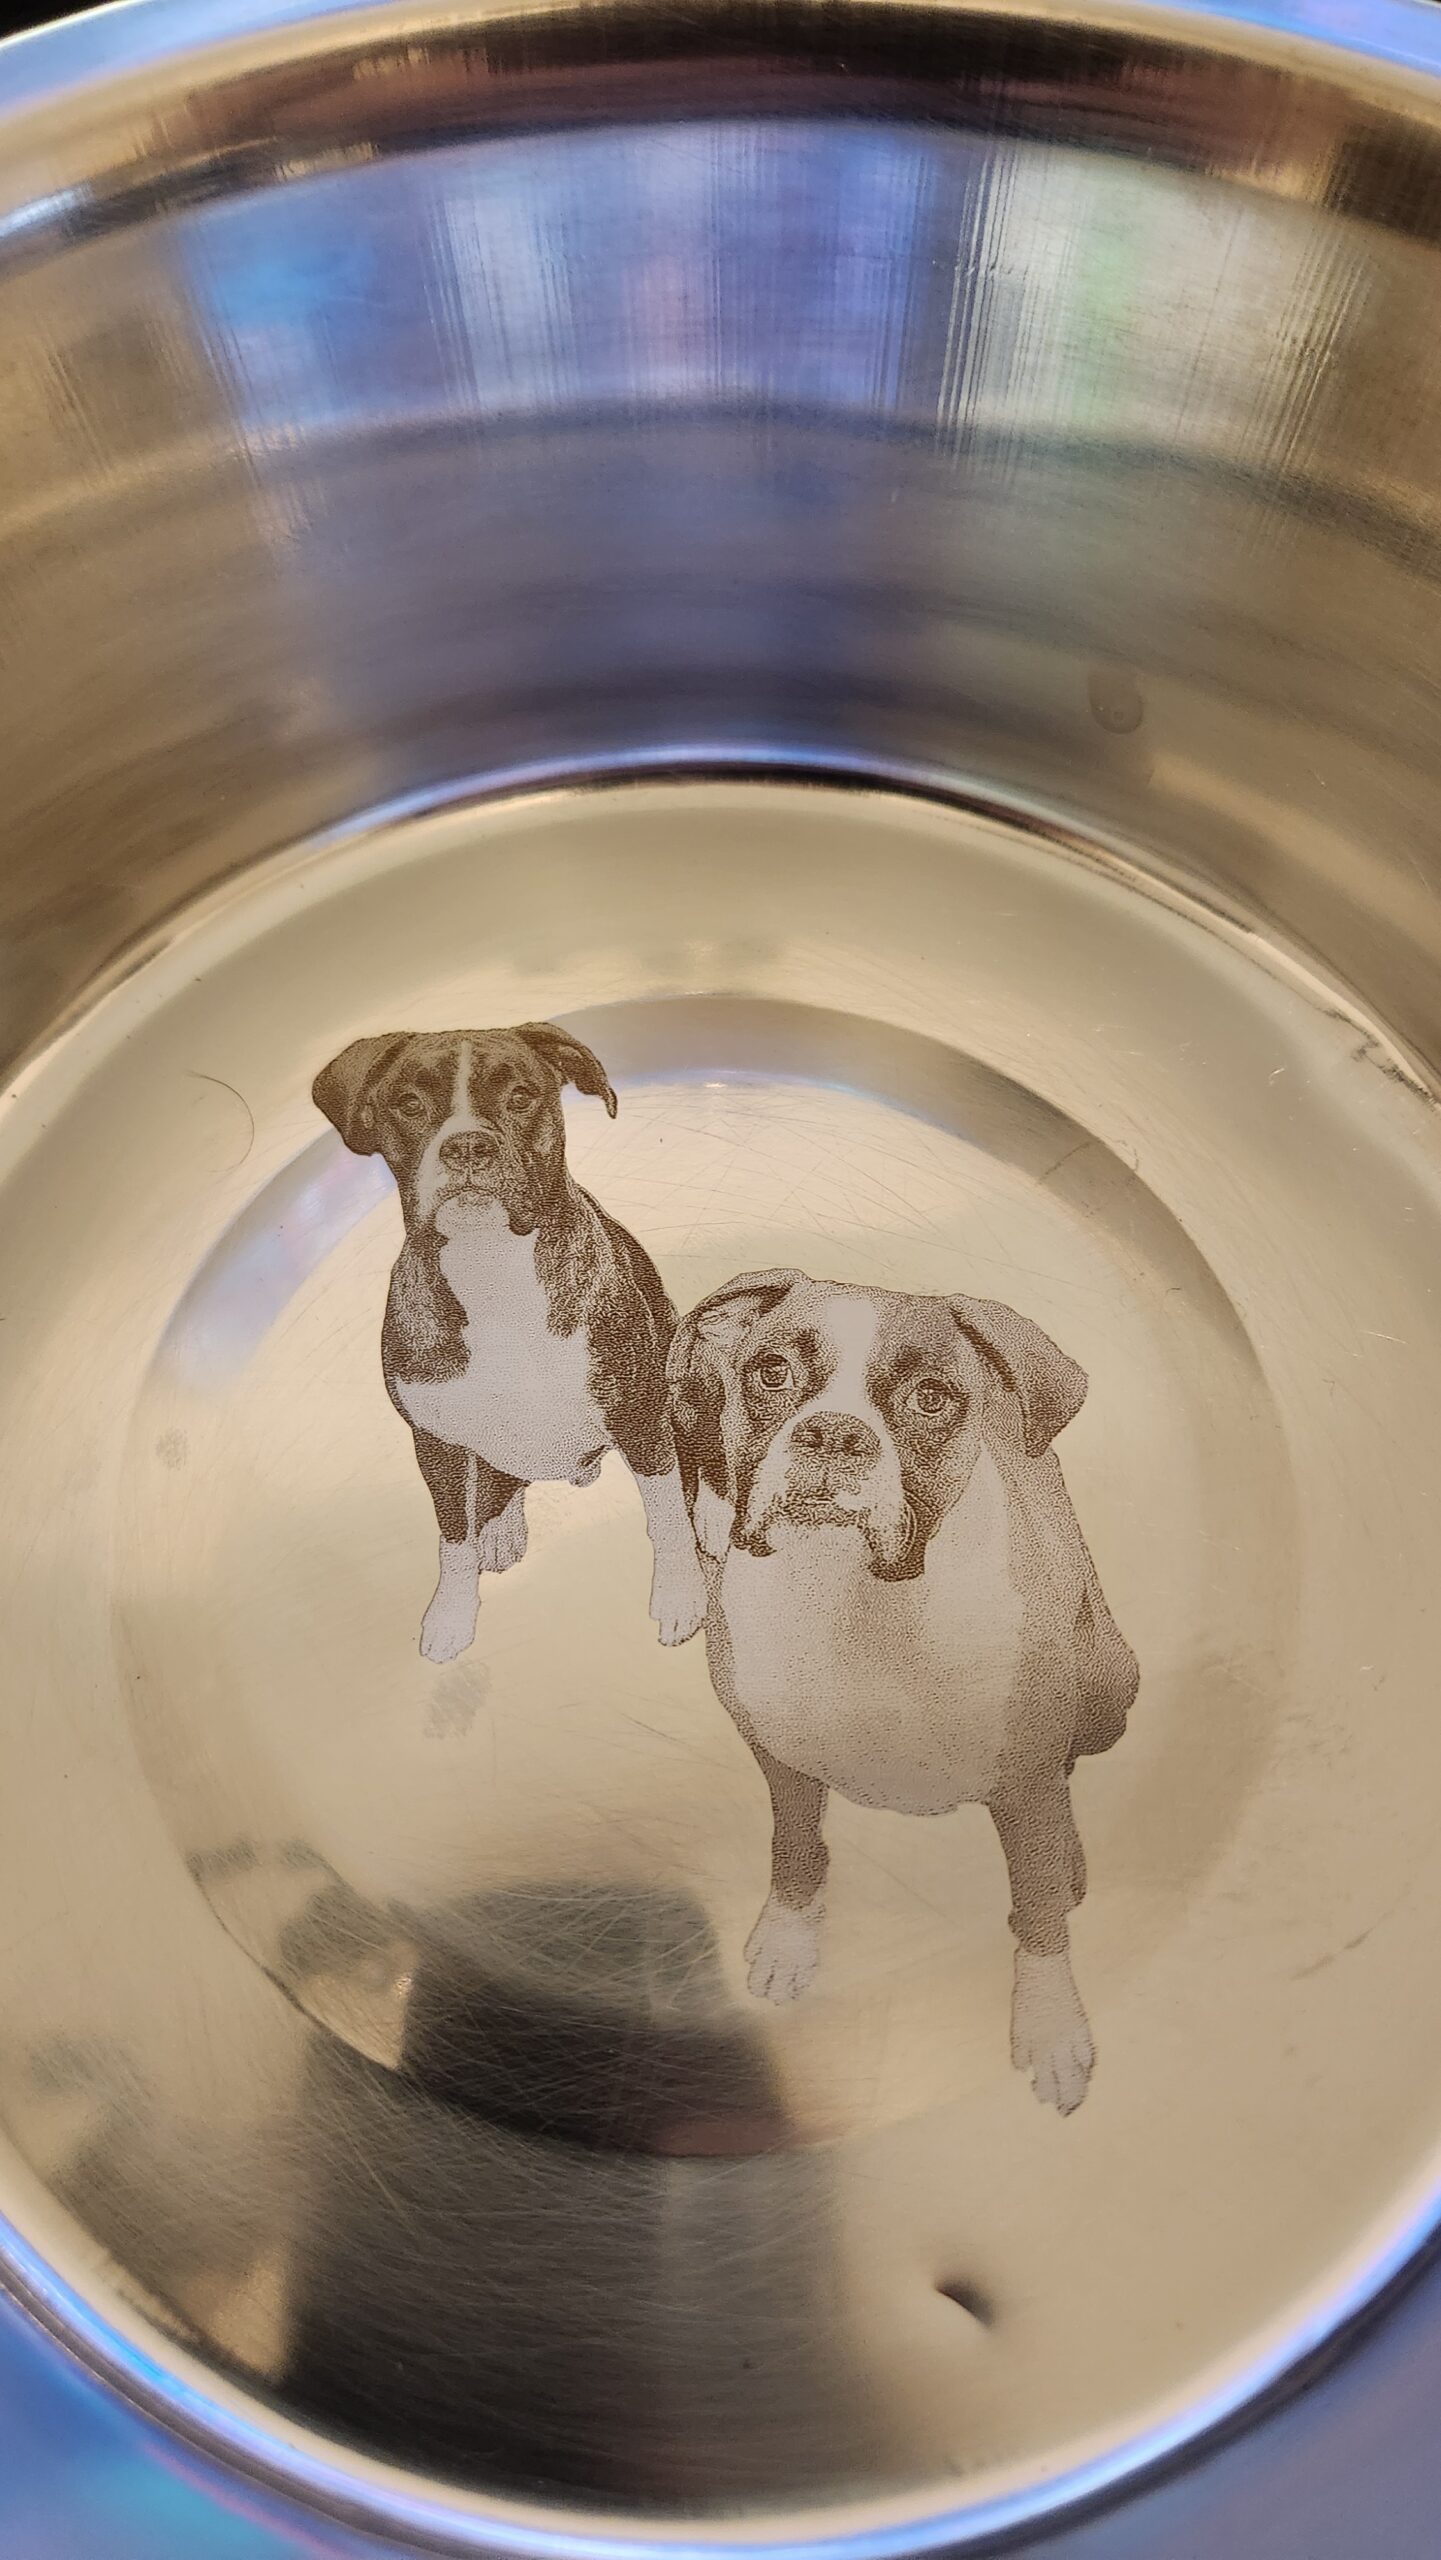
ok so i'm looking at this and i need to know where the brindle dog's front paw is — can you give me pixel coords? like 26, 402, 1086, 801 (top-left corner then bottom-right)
1010, 1949, 1095, 2115
477, 1491, 527, 1575
420, 1591, 478, 1663
420, 1544, 480, 1663
650, 1548, 707, 1646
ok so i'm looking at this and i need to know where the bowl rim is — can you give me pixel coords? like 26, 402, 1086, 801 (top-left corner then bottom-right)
7, 0, 1441, 262
5, 0, 1441, 127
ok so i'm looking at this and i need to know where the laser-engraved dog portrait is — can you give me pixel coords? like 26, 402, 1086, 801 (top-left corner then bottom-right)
314, 1024, 705, 1663
667, 1270, 1138, 2113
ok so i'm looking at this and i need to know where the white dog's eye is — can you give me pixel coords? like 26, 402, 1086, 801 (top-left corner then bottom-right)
909, 1379, 956, 1417
395, 1089, 428, 1120
754, 1353, 794, 1392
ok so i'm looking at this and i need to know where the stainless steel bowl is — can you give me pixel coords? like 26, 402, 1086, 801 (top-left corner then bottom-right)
4, 0, 1441, 2550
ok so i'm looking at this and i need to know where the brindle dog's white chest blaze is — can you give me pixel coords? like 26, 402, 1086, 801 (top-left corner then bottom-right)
720, 1452, 1026, 1814
395, 1208, 609, 1484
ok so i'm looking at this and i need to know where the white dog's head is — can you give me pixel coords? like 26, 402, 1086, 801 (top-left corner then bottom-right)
669, 1271, 1086, 1577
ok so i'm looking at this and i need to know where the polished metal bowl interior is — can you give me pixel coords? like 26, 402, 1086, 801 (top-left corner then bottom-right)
4, 0, 1441, 2550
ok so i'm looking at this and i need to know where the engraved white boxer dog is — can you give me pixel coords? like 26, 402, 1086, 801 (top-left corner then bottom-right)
315, 1024, 706, 1663
668, 1270, 1138, 2114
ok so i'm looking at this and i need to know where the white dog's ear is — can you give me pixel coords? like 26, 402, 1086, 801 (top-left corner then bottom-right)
515, 1021, 618, 1118
949, 1294, 1087, 1456
666, 1268, 807, 1388
313, 1035, 412, 1154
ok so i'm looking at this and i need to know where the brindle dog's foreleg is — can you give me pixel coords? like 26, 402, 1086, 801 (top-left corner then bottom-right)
989, 1771, 1096, 2114
411, 1429, 524, 1664
611, 1399, 706, 1650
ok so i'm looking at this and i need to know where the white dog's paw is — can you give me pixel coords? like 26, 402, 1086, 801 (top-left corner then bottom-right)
650, 1547, 707, 1647
745, 1893, 823, 2005
420, 1545, 480, 1664
1011, 1949, 1095, 2115
477, 1492, 527, 1575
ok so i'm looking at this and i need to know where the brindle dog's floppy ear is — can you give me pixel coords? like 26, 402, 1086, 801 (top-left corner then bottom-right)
666, 1269, 808, 1389
313, 1035, 412, 1155
515, 1022, 618, 1118
949, 1293, 1087, 1457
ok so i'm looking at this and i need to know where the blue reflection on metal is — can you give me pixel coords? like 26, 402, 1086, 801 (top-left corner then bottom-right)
156, 1139, 392, 1393
181, 126, 934, 438
0, 2291, 283, 2558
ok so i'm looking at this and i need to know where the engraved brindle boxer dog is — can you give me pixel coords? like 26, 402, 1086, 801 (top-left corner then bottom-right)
315, 1024, 706, 1664
668, 1269, 1138, 2113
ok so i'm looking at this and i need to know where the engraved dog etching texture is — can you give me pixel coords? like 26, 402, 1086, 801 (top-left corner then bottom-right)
668, 1271, 1138, 2113
314, 1025, 706, 1663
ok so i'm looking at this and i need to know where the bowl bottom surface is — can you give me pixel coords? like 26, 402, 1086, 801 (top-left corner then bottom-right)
0, 774, 1436, 2534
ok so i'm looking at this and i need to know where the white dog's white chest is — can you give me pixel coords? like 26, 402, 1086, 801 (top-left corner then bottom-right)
719, 1457, 1026, 1814
395, 1215, 607, 1485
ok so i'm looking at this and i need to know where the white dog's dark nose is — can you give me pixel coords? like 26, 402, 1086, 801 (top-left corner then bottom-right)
440, 1127, 499, 1176
790, 1412, 881, 1467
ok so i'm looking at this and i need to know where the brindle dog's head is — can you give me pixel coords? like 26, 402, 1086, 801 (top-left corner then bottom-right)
668, 1270, 1086, 1578
313, 1024, 617, 1237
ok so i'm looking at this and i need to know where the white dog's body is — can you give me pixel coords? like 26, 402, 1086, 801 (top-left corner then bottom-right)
670, 1270, 1137, 2114
719, 1451, 1026, 1814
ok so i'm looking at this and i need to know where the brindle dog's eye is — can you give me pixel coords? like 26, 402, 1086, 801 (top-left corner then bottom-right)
909, 1379, 956, 1417
395, 1089, 427, 1119
508, 1088, 536, 1112
754, 1353, 794, 1393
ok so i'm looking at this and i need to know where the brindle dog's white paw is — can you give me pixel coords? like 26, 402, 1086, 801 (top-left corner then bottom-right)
1011, 1949, 1095, 2115
420, 1544, 480, 1664
420, 1588, 479, 1662
477, 1491, 527, 1575
745, 1893, 823, 2004
650, 1548, 707, 1646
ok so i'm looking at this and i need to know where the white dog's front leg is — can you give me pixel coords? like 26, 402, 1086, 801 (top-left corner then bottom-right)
745, 1887, 824, 2004
635, 1463, 707, 1646
1010, 1949, 1095, 2115
420, 1539, 480, 1663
